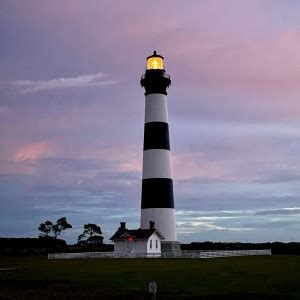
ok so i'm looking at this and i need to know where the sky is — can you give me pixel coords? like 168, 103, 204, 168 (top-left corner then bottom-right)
1, 0, 300, 244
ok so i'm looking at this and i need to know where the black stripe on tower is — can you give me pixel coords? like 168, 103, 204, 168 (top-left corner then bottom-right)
141, 178, 174, 209
140, 69, 171, 96
143, 122, 170, 150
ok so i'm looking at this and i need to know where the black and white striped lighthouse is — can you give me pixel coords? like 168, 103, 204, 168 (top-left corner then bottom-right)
140, 51, 178, 246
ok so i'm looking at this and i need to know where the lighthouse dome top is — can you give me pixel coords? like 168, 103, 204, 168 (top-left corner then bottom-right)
146, 51, 164, 70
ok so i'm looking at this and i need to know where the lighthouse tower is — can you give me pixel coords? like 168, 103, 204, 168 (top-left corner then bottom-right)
140, 51, 180, 253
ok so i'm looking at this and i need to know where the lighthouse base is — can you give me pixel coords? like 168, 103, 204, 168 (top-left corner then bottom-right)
161, 241, 182, 256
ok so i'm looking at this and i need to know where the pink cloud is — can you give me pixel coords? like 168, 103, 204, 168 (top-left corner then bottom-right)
93, 146, 142, 174
167, 29, 300, 92
14, 141, 56, 161
0, 141, 57, 176
173, 152, 229, 182
172, 132, 299, 184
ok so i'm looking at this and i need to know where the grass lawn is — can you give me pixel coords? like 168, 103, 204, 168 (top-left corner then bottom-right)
0, 255, 300, 299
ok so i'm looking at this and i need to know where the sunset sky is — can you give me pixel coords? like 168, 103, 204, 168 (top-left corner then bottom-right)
1, 0, 300, 243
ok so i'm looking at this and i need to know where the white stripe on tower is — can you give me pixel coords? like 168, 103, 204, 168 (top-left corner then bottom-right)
145, 94, 168, 123
140, 52, 177, 242
142, 149, 171, 179
140, 208, 176, 241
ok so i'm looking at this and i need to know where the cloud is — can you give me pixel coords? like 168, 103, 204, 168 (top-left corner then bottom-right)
255, 208, 300, 216
14, 141, 56, 161
11, 72, 117, 94
0, 106, 10, 114
175, 207, 300, 242
168, 29, 300, 92
172, 129, 300, 185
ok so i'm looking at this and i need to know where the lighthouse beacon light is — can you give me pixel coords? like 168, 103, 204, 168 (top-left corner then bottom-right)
146, 51, 164, 70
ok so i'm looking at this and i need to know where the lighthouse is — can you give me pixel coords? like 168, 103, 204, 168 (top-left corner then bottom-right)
140, 51, 180, 253
110, 51, 180, 256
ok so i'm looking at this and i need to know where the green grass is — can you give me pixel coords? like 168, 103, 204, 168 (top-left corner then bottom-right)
0, 255, 300, 299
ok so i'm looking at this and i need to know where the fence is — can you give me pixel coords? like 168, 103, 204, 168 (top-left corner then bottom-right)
48, 252, 113, 259
48, 252, 162, 259
48, 249, 271, 259
180, 249, 272, 258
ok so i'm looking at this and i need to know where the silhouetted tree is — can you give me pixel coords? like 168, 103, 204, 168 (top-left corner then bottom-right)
38, 217, 72, 239
38, 220, 53, 238
77, 223, 103, 245
52, 217, 72, 238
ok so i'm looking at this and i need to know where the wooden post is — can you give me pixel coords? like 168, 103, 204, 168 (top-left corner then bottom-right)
148, 281, 157, 300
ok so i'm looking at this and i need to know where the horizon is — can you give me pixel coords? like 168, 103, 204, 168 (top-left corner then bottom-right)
1, 1, 300, 244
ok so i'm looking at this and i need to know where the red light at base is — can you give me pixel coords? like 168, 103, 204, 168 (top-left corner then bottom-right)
127, 236, 134, 242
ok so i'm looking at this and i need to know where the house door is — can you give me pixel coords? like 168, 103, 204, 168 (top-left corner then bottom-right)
126, 236, 134, 253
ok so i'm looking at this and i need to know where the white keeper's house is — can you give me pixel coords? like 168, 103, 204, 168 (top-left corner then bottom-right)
110, 221, 164, 257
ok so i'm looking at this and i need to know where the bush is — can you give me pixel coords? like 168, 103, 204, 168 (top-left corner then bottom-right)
180, 242, 300, 254
0, 237, 67, 256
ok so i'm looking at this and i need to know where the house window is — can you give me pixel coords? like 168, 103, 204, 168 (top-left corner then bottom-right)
150, 239, 152, 249
156, 239, 158, 249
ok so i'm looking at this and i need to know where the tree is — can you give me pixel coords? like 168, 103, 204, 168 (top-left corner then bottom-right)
38, 220, 53, 238
52, 217, 72, 239
38, 217, 72, 239
77, 223, 104, 245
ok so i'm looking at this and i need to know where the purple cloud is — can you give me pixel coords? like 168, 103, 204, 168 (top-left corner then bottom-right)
11, 72, 117, 94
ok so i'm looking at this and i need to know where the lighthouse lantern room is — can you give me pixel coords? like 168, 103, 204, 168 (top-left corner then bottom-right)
146, 51, 164, 70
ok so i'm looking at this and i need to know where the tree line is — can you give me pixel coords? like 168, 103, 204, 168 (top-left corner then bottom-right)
38, 217, 103, 245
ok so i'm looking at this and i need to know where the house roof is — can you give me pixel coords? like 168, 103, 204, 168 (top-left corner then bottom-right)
110, 228, 165, 241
